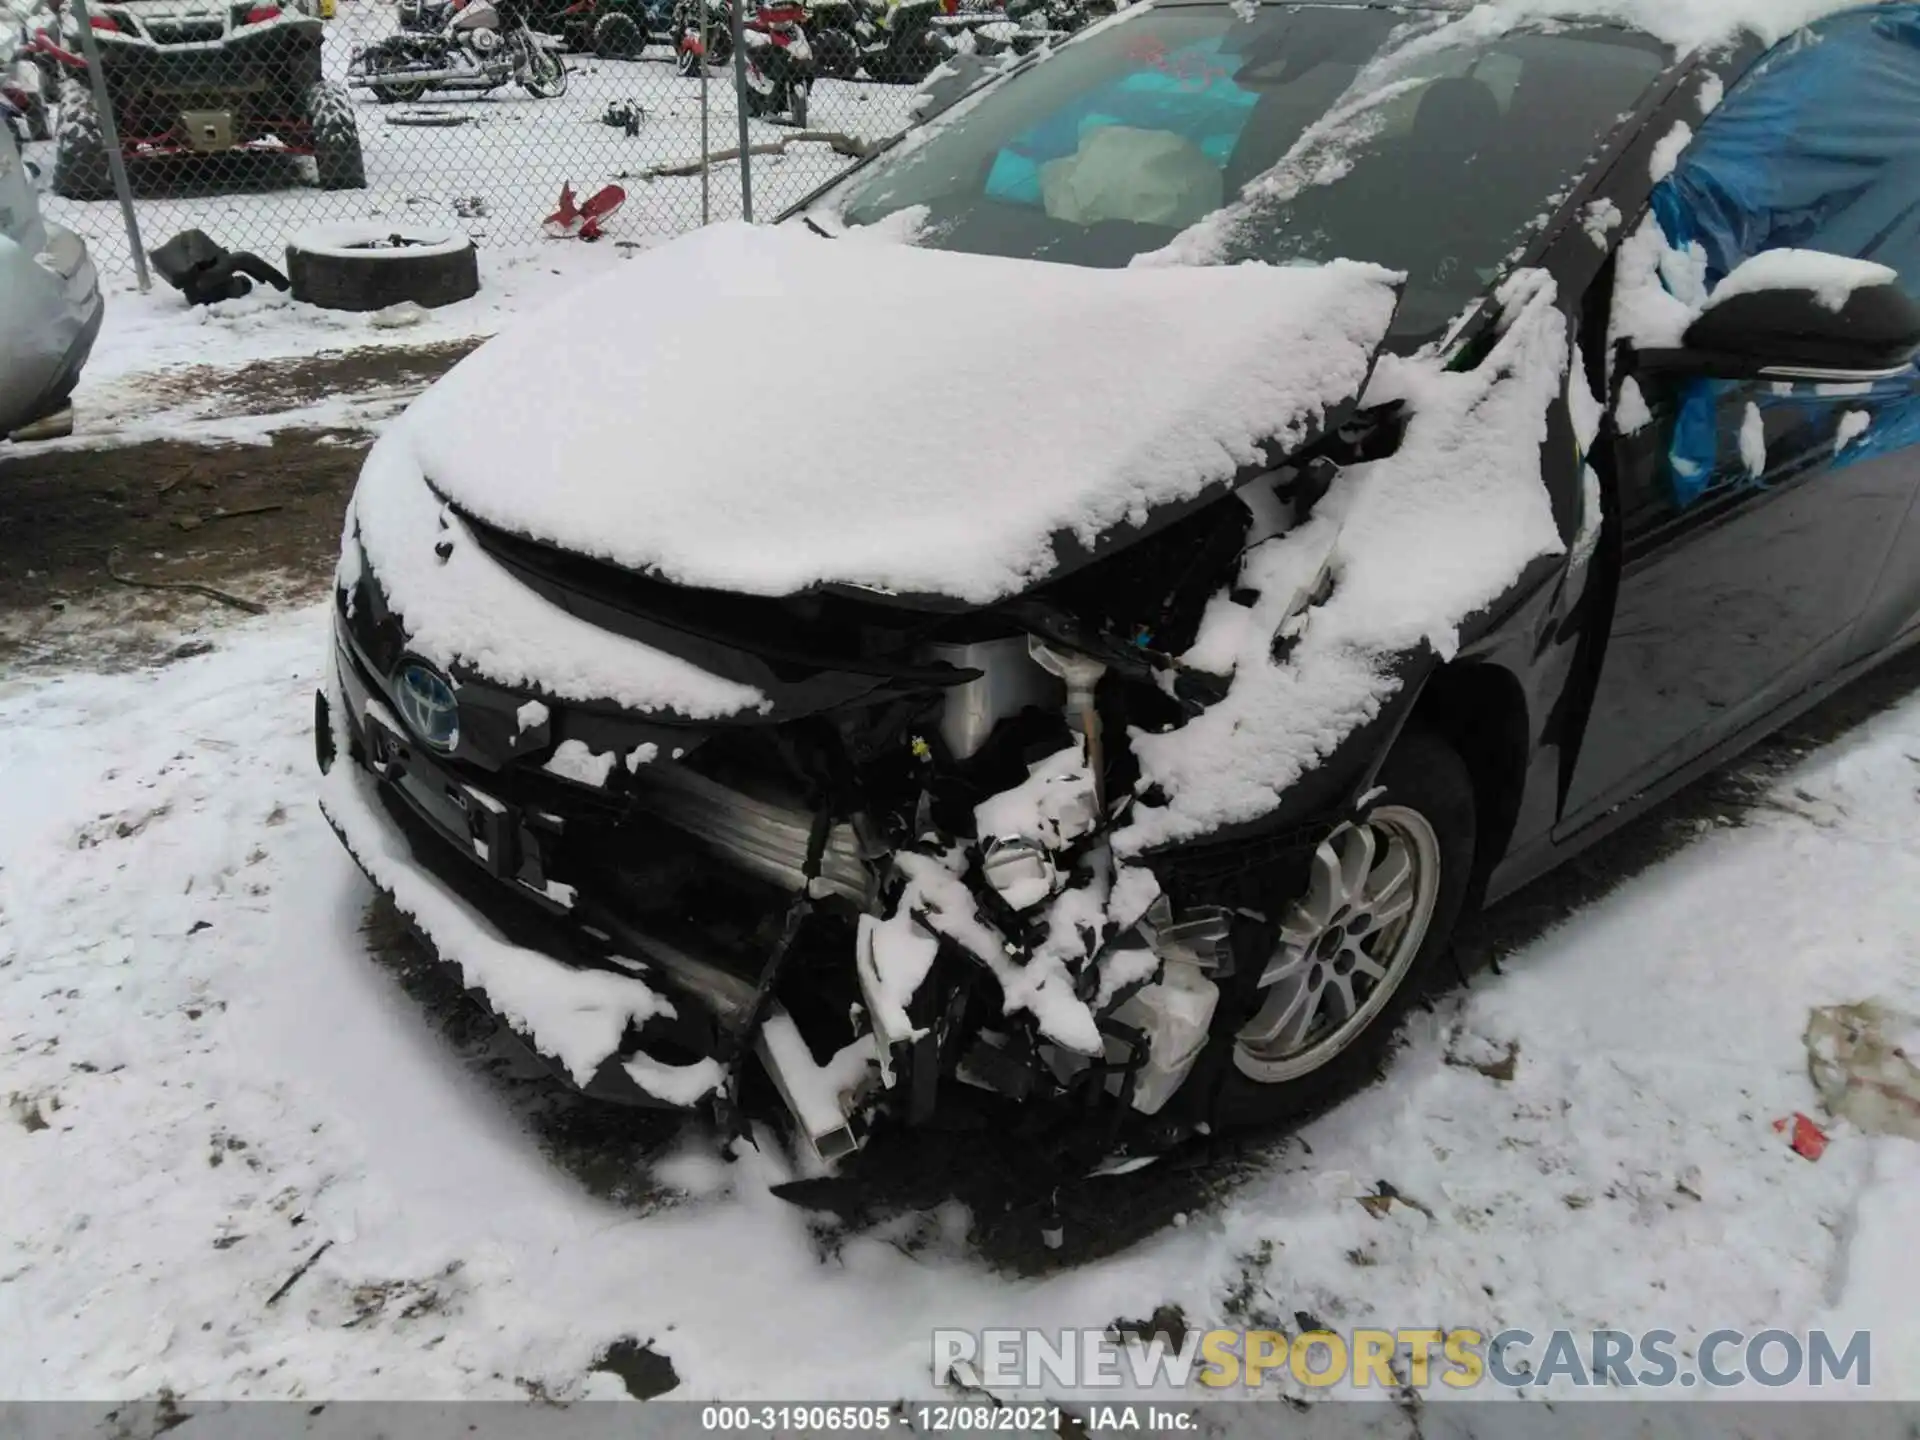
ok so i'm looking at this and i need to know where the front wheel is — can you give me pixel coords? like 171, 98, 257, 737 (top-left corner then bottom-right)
305, 80, 366, 190
811, 26, 857, 77
1207, 726, 1477, 1131
593, 11, 647, 57
517, 38, 570, 96
51, 78, 112, 201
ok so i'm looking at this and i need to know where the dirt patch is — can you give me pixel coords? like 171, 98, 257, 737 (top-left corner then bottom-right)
0, 340, 479, 670
125, 339, 481, 423
591, 1338, 680, 1400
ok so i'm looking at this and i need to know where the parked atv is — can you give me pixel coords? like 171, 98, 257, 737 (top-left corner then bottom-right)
805, 0, 951, 84
350, 0, 568, 103
544, 0, 654, 58
48, 0, 363, 200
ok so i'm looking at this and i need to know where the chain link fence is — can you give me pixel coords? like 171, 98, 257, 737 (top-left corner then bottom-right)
3, 0, 980, 281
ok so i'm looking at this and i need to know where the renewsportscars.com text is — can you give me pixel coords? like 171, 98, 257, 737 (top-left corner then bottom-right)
934, 1327, 1872, 1391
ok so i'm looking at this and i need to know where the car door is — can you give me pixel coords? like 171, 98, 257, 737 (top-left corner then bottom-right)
1562, 5, 1920, 821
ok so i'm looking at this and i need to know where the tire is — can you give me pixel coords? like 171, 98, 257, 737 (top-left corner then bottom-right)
305, 80, 366, 191
812, 26, 857, 78
517, 38, 569, 97
1206, 727, 1478, 1132
876, 34, 942, 83
374, 85, 423, 104
593, 11, 646, 57
286, 226, 480, 311
22, 89, 51, 143
51, 78, 112, 201
369, 80, 429, 103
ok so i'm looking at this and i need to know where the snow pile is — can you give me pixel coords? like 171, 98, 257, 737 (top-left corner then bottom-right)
1705, 248, 1900, 314
396, 222, 1400, 604
542, 739, 617, 788
623, 1052, 728, 1107
1120, 271, 1570, 855
346, 431, 769, 719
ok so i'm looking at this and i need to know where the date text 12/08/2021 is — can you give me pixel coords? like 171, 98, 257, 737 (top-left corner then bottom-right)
700, 1406, 1197, 1433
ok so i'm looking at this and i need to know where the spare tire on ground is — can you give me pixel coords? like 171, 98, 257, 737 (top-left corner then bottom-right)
285, 223, 479, 312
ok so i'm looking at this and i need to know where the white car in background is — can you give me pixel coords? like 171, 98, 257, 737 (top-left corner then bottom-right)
0, 111, 100, 442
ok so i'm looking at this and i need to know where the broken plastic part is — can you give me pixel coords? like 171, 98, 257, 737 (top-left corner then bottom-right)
980, 836, 1058, 912
1141, 896, 1231, 972
927, 637, 1058, 761
1103, 959, 1219, 1116
1029, 638, 1108, 811
753, 1005, 870, 1166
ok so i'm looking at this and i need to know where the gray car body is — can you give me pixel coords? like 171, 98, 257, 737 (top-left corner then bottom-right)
0, 113, 101, 438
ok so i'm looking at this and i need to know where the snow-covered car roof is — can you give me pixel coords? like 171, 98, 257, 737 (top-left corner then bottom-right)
1265, 0, 1873, 49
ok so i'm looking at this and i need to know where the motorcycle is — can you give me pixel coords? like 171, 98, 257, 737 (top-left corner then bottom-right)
350, 0, 568, 103
804, 0, 952, 84
670, 0, 731, 74
1, 9, 50, 141
738, 0, 810, 123
672, 0, 808, 123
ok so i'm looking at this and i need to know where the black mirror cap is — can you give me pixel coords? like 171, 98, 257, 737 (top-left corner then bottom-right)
1680, 276, 1920, 376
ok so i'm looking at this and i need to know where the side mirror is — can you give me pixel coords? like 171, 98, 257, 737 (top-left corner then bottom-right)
1637, 249, 1920, 382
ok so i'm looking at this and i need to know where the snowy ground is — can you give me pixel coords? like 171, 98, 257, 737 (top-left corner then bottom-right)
32, 0, 915, 271
21, 0, 916, 430
2, 602, 1917, 1406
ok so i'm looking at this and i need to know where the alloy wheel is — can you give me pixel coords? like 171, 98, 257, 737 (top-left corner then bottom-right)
1233, 805, 1441, 1084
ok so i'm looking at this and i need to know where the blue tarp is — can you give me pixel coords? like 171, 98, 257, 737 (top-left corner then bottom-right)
1653, 5, 1920, 293
1647, 5, 1920, 503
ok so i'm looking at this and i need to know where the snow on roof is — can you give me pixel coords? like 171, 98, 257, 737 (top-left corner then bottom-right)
399, 222, 1401, 607
1467, 0, 1872, 50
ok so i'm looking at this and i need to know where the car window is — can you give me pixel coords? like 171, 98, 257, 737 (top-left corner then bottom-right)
823, 4, 1667, 346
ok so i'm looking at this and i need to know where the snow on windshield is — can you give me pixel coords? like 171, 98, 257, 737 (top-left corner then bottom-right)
824, 4, 1667, 340
391, 221, 1402, 606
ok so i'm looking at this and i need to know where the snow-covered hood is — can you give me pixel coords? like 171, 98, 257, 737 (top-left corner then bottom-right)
395, 223, 1400, 607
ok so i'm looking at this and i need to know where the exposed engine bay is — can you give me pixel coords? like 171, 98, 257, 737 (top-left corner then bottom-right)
319, 398, 1408, 1179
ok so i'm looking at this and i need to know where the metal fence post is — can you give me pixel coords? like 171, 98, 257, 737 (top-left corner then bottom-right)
729, 0, 751, 222
69, 0, 150, 291
699, 0, 710, 223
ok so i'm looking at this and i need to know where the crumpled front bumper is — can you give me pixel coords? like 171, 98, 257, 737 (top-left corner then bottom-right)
316, 614, 752, 1111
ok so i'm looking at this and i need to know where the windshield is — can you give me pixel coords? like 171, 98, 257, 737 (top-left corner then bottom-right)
820, 3, 1668, 343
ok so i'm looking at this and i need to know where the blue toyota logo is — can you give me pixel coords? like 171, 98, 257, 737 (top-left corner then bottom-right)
395, 662, 460, 752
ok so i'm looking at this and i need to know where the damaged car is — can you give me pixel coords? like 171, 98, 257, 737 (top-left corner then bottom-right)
316, 0, 1920, 1178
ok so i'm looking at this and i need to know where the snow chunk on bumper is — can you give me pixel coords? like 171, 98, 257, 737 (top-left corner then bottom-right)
403, 222, 1401, 605
349, 429, 768, 719
319, 758, 676, 1088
